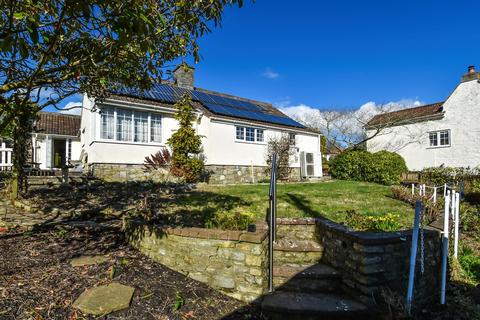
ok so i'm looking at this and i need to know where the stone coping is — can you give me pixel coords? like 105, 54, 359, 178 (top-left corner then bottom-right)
276, 217, 440, 245
125, 218, 268, 244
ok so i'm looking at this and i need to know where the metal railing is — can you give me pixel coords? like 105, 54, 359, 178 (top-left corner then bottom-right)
268, 153, 277, 293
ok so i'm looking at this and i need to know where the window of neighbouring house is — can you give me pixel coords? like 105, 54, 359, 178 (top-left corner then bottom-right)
429, 130, 450, 147
134, 111, 148, 143
150, 114, 162, 143
235, 126, 264, 143
100, 107, 115, 139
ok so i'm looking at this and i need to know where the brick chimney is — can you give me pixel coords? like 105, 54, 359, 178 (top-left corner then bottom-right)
173, 64, 195, 90
461, 65, 479, 82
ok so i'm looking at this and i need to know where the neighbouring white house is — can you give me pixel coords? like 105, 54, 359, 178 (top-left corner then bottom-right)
366, 65, 480, 171
31, 112, 82, 170
78, 65, 323, 183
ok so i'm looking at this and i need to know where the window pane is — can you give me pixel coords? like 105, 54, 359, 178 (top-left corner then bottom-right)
256, 129, 264, 142
116, 109, 132, 141
134, 112, 148, 143
289, 133, 296, 145
246, 127, 255, 141
236, 126, 245, 140
429, 132, 438, 146
440, 131, 449, 146
101, 107, 114, 139
151, 114, 162, 143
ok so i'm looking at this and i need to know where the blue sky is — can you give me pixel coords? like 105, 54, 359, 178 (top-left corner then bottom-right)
54, 0, 480, 113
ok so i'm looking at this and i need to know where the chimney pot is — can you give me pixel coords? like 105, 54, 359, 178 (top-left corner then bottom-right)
173, 64, 195, 90
468, 65, 476, 74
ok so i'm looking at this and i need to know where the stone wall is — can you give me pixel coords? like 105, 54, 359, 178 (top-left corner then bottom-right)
124, 219, 268, 302
90, 163, 301, 184
124, 217, 441, 306
276, 218, 442, 306
89, 163, 171, 182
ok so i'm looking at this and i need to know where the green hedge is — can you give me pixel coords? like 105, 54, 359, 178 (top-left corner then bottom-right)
330, 150, 407, 185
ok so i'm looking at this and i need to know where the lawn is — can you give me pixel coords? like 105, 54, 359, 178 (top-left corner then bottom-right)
172, 180, 414, 230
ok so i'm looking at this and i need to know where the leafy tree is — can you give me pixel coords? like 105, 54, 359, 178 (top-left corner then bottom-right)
167, 94, 204, 183
0, 0, 243, 195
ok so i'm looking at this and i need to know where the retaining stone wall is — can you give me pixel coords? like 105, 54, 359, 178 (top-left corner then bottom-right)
124, 219, 268, 302
276, 218, 442, 306
90, 163, 301, 184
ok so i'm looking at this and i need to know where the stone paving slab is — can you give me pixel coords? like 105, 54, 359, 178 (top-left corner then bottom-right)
70, 255, 110, 267
73, 283, 135, 315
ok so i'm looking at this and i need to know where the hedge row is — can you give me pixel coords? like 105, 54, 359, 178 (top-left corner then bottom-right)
330, 150, 407, 185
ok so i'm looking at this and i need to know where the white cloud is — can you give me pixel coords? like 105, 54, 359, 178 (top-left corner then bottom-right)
262, 68, 280, 79
280, 99, 423, 146
59, 101, 82, 115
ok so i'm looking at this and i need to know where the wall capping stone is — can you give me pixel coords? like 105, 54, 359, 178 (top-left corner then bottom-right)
127, 218, 268, 243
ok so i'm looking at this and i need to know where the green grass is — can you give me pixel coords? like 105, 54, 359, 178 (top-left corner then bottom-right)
173, 180, 414, 229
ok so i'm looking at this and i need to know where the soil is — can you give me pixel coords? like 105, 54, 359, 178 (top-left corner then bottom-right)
0, 222, 264, 320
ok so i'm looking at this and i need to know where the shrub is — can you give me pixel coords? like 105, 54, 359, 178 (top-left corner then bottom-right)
204, 210, 254, 230
330, 150, 407, 185
143, 148, 172, 172
329, 150, 371, 181
344, 210, 400, 232
167, 94, 205, 183
390, 185, 442, 223
368, 151, 408, 185
420, 167, 480, 188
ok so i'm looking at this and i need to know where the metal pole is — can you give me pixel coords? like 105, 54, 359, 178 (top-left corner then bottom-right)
433, 187, 437, 204
440, 191, 451, 305
453, 192, 460, 259
406, 201, 422, 315
268, 154, 277, 293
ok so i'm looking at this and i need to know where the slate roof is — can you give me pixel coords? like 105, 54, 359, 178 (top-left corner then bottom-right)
34, 112, 81, 136
366, 102, 444, 128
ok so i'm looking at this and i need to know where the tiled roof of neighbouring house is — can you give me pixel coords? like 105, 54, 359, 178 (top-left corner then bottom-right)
34, 112, 81, 136
366, 102, 444, 128
110, 83, 306, 129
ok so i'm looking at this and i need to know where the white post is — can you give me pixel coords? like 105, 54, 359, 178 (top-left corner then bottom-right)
423, 184, 426, 196
454, 192, 460, 259
412, 183, 415, 196
406, 201, 422, 315
443, 183, 447, 197
433, 187, 437, 204
440, 191, 451, 305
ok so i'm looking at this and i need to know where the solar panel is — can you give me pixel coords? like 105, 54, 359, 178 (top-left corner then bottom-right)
113, 84, 305, 128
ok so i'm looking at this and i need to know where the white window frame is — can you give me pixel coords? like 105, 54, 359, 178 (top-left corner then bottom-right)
428, 130, 451, 148
235, 125, 265, 144
98, 106, 164, 145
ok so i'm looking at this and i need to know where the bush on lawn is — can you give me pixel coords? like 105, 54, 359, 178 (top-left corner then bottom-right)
330, 150, 407, 185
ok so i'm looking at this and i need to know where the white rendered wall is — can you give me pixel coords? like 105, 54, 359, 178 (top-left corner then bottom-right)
367, 79, 480, 170
80, 98, 323, 176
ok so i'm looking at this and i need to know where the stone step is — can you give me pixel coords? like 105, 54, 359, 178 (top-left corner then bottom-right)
273, 264, 342, 293
273, 239, 322, 252
261, 291, 372, 320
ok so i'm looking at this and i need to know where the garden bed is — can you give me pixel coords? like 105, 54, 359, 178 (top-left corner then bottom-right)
0, 222, 261, 319
11, 179, 414, 232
